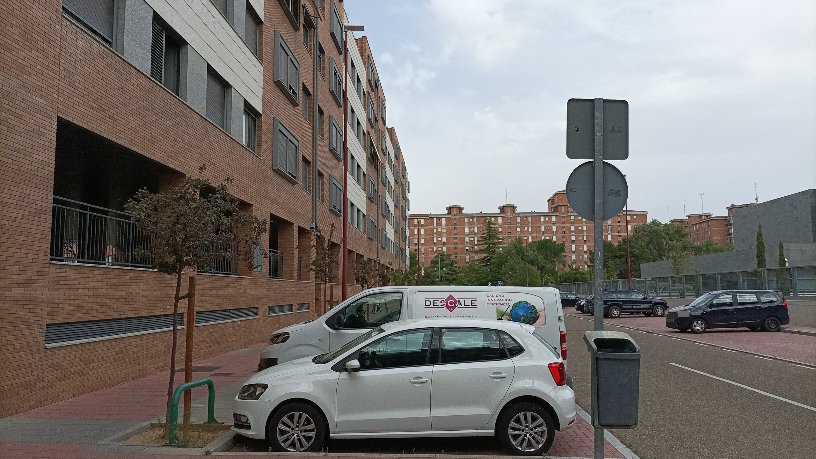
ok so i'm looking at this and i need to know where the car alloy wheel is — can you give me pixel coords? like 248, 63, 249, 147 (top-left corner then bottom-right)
653, 305, 665, 316
498, 402, 555, 456
690, 318, 707, 334
608, 306, 622, 318
763, 316, 781, 332
268, 402, 325, 452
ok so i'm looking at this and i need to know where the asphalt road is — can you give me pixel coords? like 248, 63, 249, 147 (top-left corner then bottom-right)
566, 313, 816, 459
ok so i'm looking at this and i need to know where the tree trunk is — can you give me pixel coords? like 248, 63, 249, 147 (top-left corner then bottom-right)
182, 275, 196, 442
165, 270, 183, 438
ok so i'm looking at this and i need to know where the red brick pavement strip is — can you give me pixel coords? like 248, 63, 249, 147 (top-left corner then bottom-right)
567, 313, 816, 367
5, 341, 625, 458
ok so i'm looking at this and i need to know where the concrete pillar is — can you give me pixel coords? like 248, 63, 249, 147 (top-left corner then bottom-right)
180, 46, 207, 116
120, 0, 153, 75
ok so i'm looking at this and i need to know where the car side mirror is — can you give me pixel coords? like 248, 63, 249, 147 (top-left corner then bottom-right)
332, 314, 345, 329
344, 359, 361, 372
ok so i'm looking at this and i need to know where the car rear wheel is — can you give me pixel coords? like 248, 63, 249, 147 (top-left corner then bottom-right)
497, 402, 555, 456
652, 305, 666, 316
690, 318, 707, 334
608, 306, 622, 318
763, 316, 782, 332
267, 402, 326, 452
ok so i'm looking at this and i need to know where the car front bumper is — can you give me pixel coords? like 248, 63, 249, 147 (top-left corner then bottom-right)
232, 397, 278, 440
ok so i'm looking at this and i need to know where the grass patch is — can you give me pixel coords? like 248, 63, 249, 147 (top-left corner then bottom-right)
124, 423, 230, 448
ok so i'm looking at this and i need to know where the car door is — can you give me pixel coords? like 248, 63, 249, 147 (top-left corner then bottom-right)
335, 328, 433, 433
734, 293, 760, 325
431, 327, 514, 431
328, 291, 404, 351
702, 293, 735, 326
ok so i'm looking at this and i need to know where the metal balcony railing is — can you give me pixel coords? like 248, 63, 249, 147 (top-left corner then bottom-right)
50, 196, 153, 268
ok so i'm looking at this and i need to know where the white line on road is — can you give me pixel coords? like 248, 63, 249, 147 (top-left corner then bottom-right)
669, 363, 816, 412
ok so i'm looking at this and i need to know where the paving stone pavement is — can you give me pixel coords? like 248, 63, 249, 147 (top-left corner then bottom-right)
0, 342, 634, 458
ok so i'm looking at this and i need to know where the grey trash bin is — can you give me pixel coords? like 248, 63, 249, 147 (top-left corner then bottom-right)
583, 330, 640, 428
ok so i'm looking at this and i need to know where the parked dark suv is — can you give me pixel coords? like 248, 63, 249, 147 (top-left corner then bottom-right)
666, 290, 789, 333
559, 291, 581, 307
585, 290, 668, 318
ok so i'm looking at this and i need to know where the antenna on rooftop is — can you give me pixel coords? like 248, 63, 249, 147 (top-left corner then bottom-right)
754, 182, 759, 203
699, 193, 705, 213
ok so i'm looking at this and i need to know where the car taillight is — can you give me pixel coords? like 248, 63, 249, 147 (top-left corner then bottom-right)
548, 362, 567, 386
560, 330, 568, 360
782, 299, 788, 310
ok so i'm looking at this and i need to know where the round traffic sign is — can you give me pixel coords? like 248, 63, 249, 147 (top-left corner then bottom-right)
566, 161, 628, 221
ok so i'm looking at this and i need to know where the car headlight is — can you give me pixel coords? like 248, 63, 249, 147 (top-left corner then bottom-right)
269, 332, 290, 345
238, 383, 268, 400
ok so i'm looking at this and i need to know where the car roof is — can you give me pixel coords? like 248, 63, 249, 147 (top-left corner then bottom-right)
381, 318, 533, 333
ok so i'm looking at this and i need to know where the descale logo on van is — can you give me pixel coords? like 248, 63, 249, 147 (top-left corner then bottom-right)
424, 294, 478, 312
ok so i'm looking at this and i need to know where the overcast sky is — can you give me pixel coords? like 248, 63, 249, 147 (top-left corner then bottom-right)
344, 0, 816, 222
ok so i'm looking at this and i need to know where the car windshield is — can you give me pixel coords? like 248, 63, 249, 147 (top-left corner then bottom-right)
688, 292, 717, 308
314, 326, 385, 364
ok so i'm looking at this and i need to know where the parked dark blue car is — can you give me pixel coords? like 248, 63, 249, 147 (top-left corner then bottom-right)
666, 290, 789, 333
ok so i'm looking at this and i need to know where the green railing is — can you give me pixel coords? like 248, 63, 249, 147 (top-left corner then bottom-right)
168, 378, 218, 446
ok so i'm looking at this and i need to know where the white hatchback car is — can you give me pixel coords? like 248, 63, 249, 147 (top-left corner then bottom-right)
233, 318, 576, 456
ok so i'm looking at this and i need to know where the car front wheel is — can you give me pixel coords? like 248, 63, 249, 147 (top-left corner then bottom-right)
690, 318, 707, 334
608, 306, 622, 318
497, 402, 555, 456
267, 402, 326, 452
763, 316, 782, 332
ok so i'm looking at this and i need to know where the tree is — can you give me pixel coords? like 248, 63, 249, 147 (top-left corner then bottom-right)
756, 224, 766, 269
125, 175, 266, 439
312, 223, 338, 312
477, 219, 502, 265
692, 240, 731, 255
424, 253, 457, 285
557, 267, 592, 283
524, 239, 565, 284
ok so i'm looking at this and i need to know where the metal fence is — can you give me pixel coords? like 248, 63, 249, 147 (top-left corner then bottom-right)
51, 196, 152, 268
555, 266, 816, 299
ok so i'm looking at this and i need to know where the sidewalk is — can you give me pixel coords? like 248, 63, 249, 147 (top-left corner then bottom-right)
0, 343, 635, 459
782, 325, 816, 337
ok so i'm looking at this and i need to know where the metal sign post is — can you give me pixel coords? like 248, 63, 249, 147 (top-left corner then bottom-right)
566, 97, 629, 459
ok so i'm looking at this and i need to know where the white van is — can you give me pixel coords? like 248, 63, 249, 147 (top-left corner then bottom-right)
258, 286, 567, 371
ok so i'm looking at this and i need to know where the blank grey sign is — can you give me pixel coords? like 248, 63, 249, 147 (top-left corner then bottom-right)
566, 99, 629, 160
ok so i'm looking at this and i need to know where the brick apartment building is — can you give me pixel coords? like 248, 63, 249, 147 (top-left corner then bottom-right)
670, 203, 753, 246
0, 0, 409, 416
408, 191, 648, 270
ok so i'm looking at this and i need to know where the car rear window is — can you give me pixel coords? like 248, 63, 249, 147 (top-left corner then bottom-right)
758, 292, 780, 303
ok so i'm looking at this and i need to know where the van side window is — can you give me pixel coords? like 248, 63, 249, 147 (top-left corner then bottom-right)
758, 292, 778, 303
736, 293, 758, 305
710, 293, 733, 307
337, 292, 403, 329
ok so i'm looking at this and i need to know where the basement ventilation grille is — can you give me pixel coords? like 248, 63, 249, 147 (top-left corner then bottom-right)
195, 307, 258, 325
45, 313, 183, 347
268, 304, 293, 315
296, 303, 310, 312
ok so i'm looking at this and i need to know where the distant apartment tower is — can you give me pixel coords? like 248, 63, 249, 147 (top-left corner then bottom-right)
408, 191, 647, 269
0, 0, 408, 416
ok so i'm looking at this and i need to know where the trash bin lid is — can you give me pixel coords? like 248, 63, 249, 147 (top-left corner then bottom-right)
583, 330, 640, 354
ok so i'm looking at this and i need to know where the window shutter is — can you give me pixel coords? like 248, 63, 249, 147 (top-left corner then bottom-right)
287, 138, 298, 179
274, 124, 287, 172
64, 0, 115, 42
245, 8, 259, 56
150, 19, 165, 82
206, 68, 226, 128
288, 61, 299, 100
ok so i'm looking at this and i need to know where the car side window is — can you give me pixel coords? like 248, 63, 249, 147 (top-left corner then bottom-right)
354, 328, 431, 370
736, 293, 759, 305
758, 292, 778, 303
440, 328, 505, 364
499, 331, 525, 358
710, 293, 734, 307
335, 292, 403, 329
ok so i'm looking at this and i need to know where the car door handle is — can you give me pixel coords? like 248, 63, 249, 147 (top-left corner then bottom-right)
489, 372, 507, 380
410, 377, 428, 385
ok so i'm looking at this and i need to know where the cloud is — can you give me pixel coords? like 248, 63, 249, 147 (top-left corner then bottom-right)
391, 61, 437, 91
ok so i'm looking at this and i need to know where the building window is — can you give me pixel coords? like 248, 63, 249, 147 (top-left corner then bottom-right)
210, 0, 230, 21
329, 176, 343, 215
329, 0, 343, 52
273, 118, 299, 181
63, 0, 115, 44
318, 107, 325, 138
329, 116, 342, 159
242, 105, 257, 152
368, 178, 376, 201
302, 86, 313, 123
317, 44, 325, 76
301, 157, 311, 191
274, 32, 300, 104
150, 16, 181, 95
245, 4, 261, 56
303, 12, 315, 53
278, 0, 300, 27
206, 66, 227, 129
329, 58, 343, 106
318, 171, 325, 202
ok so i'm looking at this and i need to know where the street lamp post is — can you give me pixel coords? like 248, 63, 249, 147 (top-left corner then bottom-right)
341, 23, 364, 301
